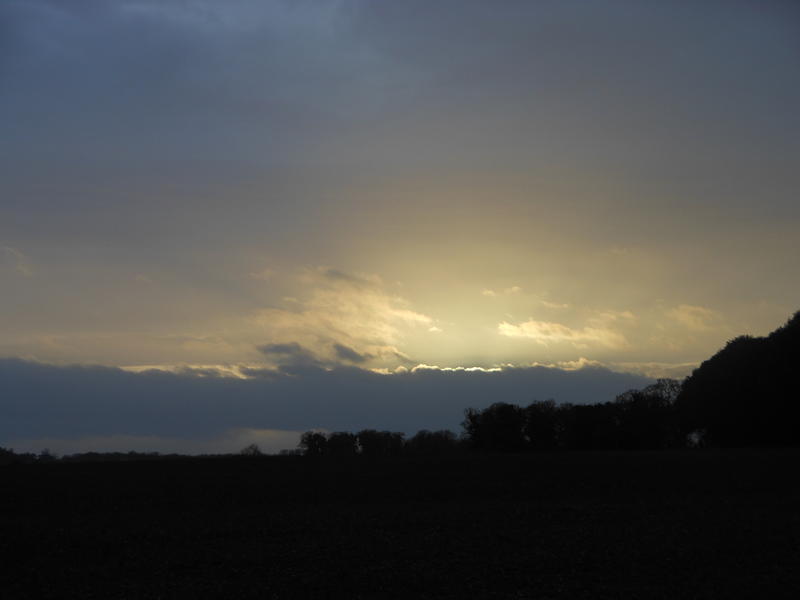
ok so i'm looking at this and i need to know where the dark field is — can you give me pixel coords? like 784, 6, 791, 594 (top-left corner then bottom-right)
3, 450, 800, 599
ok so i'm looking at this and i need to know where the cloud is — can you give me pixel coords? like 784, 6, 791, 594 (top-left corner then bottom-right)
541, 300, 569, 309
332, 343, 370, 364
254, 268, 433, 368
666, 304, 722, 332
482, 286, 521, 297
257, 342, 324, 371
528, 356, 697, 380
0, 358, 653, 451
410, 364, 503, 373
498, 319, 628, 349
533, 357, 606, 371
1, 0, 404, 164
611, 361, 698, 380
319, 268, 377, 285
249, 267, 275, 281
1, 246, 33, 277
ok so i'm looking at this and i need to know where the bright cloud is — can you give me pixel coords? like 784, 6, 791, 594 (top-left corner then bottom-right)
541, 300, 570, 309
253, 268, 434, 367
482, 286, 521, 297
544, 357, 605, 371
498, 319, 628, 349
410, 364, 503, 373
666, 304, 722, 332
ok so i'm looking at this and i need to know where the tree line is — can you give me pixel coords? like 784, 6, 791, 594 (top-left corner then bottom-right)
462, 378, 684, 452
299, 429, 462, 457
299, 378, 685, 456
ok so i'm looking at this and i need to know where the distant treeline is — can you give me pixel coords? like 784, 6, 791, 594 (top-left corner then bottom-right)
299, 429, 462, 457
463, 379, 682, 452
299, 378, 683, 456
0, 448, 199, 465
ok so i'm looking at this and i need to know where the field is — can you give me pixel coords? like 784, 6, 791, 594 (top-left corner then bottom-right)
2, 450, 800, 598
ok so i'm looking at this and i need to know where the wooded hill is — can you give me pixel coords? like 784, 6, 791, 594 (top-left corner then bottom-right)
676, 310, 800, 446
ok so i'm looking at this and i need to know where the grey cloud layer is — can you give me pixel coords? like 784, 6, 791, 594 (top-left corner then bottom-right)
3, 0, 797, 168
3, 0, 797, 241
0, 358, 652, 444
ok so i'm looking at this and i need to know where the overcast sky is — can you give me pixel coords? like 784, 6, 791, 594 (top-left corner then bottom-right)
2, 1, 798, 453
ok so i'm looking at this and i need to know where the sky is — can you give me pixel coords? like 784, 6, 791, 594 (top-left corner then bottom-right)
1, 0, 798, 454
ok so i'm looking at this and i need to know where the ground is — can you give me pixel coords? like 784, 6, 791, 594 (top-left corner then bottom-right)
2, 450, 799, 598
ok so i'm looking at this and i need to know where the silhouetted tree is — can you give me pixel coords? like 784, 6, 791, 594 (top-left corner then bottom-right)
614, 379, 681, 449
676, 311, 800, 447
279, 448, 303, 456
563, 403, 617, 450
37, 448, 57, 463
239, 443, 263, 456
0, 447, 17, 466
357, 430, 404, 457
523, 400, 558, 450
406, 430, 459, 455
299, 431, 329, 456
463, 402, 526, 451
327, 432, 358, 457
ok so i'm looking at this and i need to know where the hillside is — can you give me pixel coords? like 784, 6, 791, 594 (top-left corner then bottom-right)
677, 311, 800, 446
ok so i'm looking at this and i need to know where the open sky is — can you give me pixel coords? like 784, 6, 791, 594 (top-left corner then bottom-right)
2, 0, 798, 453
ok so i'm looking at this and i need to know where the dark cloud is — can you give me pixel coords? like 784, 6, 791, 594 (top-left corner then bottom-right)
238, 366, 279, 380
0, 358, 652, 448
172, 366, 226, 379
2, 0, 797, 232
322, 269, 372, 286
257, 342, 324, 372
259, 336, 381, 371
4, 0, 796, 172
258, 342, 313, 358
333, 343, 370, 364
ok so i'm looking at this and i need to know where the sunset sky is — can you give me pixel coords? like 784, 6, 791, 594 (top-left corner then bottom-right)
2, 1, 798, 453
